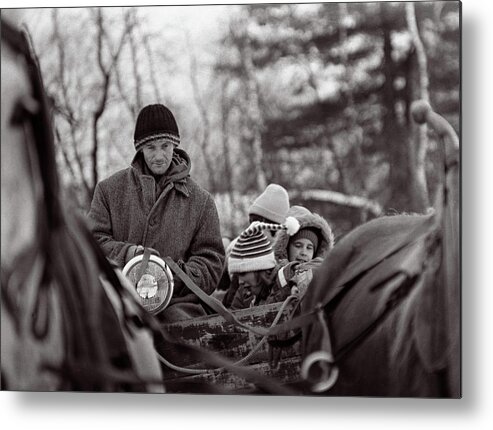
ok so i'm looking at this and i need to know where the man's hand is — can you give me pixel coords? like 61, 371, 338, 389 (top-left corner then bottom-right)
136, 246, 160, 257
125, 245, 160, 263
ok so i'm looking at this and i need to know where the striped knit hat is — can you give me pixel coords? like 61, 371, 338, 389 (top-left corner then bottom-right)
134, 104, 180, 152
228, 217, 300, 275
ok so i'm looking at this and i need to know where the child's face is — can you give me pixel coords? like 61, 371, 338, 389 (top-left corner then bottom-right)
238, 271, 262, 298
288, 238, 315, 263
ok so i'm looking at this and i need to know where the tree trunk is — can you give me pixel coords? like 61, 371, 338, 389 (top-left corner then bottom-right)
142, 33, 163, 102
406, 3, 430, 212
338, 3, 366, 199
127, 9, 143, 111
186, 31, 217, 192
220, 77, 236, 233
381, 3, 412, 212
237, 20, 267, 192
52, 9, 92, 201
91, 9, 128, 192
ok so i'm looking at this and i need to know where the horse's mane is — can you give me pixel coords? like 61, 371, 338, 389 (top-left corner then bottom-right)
301, 185, 458, 396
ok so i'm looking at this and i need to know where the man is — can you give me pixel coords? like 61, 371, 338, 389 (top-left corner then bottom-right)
88, 104, 225, 321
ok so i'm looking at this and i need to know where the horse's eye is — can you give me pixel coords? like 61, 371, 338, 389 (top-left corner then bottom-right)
10, 95, 39, 126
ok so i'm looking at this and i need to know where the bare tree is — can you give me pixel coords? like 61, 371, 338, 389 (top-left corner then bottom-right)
51, 9, 92, 201
113, 10, 165, 121
127, 9, 143, 111
380, 2, 412, 212
141, 31, 164, 102
219, 77, 237, 233
185, 30, 217, 192
229, 16, 267, 192
113, 8, 147, 119
91, 9, 129, 191
338, 2, 367, 202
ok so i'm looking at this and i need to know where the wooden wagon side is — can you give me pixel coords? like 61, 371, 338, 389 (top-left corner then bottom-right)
155, 302, 303, 393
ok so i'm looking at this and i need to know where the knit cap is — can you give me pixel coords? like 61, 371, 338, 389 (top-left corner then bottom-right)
134, 104, 180, 152
290, 227, 320, 253
248, 184, 290, 224
228, 217, 300, 275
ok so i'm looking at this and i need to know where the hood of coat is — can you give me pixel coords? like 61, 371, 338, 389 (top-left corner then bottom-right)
131, 147, 191, 185
273, 205, 335, 262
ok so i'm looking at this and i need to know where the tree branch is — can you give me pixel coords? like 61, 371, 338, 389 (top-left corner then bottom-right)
185, 30, 217, 192
127, 9, 142, 110
142, 32, 163, 101
290, 189, 382, 217
51, 9, 92, 198
91, 9, 129, 190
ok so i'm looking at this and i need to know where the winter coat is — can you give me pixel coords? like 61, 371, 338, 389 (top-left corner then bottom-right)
88, 149, 225, 298
229, 267, 280, 310
267, 205, 335, 303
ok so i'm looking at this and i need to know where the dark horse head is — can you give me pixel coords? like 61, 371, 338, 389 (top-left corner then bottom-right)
300, 101, 460, 398
1, 14, 164, 392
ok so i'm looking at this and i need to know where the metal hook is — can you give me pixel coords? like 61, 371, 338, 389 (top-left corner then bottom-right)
301, 350, 339, 393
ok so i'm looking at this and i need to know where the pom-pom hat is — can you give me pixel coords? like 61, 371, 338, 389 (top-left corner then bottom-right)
228, 217, 300, 275
134, 104, 180, 152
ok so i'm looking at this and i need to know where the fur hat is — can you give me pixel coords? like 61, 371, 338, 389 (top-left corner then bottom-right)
248, 184, 290, 224
273, 205, 335, 262
134, 104, 180, 152
290, 227, 320, 253
229, 217, 300, 275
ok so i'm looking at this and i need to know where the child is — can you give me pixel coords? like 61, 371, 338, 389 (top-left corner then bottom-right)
227, 218, 300, 310
226, 183, 290, 257
267, 205, 335, 304
222, 183, 290, 307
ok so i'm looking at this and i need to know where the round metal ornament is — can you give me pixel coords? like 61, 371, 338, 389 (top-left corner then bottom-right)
122, 254, 174, 315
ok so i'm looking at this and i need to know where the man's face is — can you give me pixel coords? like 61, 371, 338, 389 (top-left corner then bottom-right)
142, 139, 174, 175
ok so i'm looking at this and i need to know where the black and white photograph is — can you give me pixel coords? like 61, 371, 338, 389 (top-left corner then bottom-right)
0, 0, 486, 428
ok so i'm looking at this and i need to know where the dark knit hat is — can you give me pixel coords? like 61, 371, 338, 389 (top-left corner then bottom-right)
228, 217, 300, 275
134, 104, 180, 152
290, 227, 320, 253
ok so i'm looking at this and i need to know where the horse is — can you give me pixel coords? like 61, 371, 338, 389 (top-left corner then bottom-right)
1, 15, 164, 393
299, 101, 460, 397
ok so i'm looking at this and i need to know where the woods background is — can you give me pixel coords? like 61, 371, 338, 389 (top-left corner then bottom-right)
18, 1, 460, 240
